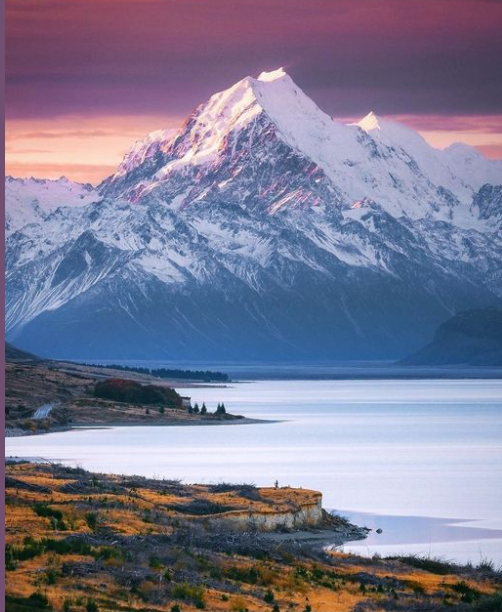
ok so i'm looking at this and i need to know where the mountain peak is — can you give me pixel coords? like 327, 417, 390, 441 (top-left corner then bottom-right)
257, 67, 288, 83
357, 111, 382, 132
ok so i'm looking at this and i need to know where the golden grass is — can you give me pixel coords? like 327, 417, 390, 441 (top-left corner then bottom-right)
6, 462, 499, 612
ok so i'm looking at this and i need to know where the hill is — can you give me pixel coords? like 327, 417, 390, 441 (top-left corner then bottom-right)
5, 461, 500, 612
401, 308, 502, 366
5, 341, 41, 362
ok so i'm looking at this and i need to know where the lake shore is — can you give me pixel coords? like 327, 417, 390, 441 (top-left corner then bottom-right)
5, 357, 254, 436
5, 416, 275, 437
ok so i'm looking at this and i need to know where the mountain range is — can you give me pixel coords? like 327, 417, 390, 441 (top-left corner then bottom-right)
5, 68, 502, 360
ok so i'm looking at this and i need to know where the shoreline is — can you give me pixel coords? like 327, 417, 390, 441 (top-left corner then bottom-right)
5, 415, 276, 437
261, 525, 370, 550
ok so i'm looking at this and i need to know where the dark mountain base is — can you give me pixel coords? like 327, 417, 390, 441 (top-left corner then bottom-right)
401, 308, 502, 366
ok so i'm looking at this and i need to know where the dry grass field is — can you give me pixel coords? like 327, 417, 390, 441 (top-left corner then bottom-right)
5, 462, 501, 612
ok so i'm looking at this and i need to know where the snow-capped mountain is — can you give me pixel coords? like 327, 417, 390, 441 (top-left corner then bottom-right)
5, 69, 502, 360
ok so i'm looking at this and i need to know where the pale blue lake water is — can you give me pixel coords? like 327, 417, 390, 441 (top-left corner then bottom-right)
5, 379, 502, 564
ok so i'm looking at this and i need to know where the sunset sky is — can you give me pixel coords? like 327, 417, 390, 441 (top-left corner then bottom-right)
6, 0, 502, 184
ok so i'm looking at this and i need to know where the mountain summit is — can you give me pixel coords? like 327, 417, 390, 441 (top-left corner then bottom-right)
103, 69, 500, 222
5, 70, 502, 360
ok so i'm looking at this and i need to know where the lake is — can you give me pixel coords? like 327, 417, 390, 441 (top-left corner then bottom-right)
5, 379, 502, 564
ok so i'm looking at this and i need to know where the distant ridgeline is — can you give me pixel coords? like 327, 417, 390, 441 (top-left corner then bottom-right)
84, 363, 229, 382
401, 308, 502, 366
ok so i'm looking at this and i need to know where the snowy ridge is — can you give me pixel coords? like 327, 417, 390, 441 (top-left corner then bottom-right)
4, 69, 502, 360
102, 69, 502, 223
5, 176, 100, 236
114, 129, 175, 177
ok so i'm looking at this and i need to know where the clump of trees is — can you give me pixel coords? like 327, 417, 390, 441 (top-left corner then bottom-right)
189, 401, 225, 416
93, 378, 182, 408
84, 363, 229, 382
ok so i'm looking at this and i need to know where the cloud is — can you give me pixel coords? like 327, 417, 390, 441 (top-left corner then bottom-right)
6, 0, 502, 119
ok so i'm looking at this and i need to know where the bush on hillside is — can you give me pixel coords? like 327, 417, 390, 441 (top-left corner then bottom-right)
93, 378, 182, 408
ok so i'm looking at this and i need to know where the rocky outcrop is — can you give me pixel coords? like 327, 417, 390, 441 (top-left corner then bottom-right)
217, 490, 323, 532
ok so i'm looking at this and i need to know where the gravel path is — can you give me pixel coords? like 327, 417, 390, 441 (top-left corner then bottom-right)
32, 403, 55, 420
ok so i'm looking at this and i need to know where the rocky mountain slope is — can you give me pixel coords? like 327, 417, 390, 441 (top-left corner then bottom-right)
5, 69, 502, 360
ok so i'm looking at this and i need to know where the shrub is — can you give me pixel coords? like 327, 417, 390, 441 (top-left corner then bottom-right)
94, 378, 181, 408
173, 583, 205, 608
45, 569, 59, 585
7, 536, 94, 564
264, 589, 275, 603
33, 504, 63, 521
86, 599, 98, 612
450, 580, 481, 603
5, 593, 51, 611
226, 565, 261, 585
85, 512, 98, 530
392, 554, 457, 575
149, 555, 163, 569
475, 591, 502, 611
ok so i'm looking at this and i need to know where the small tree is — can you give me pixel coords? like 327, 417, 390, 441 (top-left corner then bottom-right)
188, 405, 193, 414
216, 402, 226, 415
201, 403, 207, 415
193, 403, 200, 414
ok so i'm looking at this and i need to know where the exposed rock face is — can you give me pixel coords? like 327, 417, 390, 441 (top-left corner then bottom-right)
217, 490, 324, 532
5, 69, 502, 360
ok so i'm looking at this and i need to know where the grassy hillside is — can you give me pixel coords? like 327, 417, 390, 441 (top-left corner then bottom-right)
6, 461, 501, 612
5, 360, 240, 435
